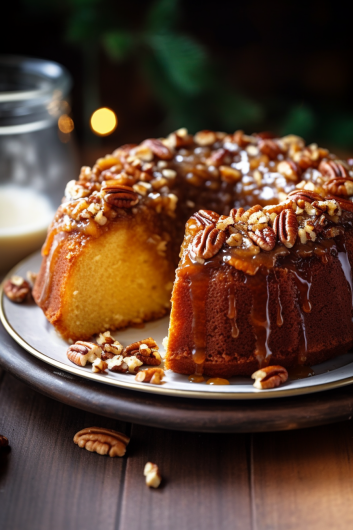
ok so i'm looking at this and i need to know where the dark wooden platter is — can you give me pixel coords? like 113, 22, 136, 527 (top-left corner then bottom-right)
1, 321, 353, 432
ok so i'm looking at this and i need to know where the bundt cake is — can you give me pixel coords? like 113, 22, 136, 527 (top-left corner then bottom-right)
33, 129, 353, 376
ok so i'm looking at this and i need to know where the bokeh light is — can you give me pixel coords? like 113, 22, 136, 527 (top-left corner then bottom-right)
58, 114, 74, 133
90, 107, 117, 136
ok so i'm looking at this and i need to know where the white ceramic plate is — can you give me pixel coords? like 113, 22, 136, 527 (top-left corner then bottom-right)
2, 251, 353, 399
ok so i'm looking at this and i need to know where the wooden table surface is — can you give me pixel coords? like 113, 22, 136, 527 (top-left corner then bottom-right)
1, 364, 353, 530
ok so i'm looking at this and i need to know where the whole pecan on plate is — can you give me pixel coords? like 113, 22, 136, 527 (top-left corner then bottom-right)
273, 209, 298, 248
251, 365, 288, 389
135, 367, 165, 384
248, 227, 276, 251
74, 427, 130, 457
4, 276, 31, 303
191, 224, 226, 260
101, 181, 139, 208
319, 160, 349, 180
142, 138, 173, 160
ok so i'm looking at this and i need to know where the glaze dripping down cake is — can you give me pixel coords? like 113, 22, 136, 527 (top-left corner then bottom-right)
33, 129, 353, 375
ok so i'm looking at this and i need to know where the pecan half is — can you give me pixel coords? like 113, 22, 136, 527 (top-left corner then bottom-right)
287, 189, 322, 205
67, 342, 102, 367
324, 177, 353, 197
273, 209, 298, 248
251, 365, 288, 389
142, 139, 173, 160
192, 210, 220, 227
144, 462, 162, 488
191, 224, 226, 260
73, 427, 130, 457
258, 139, 282, 159
248, 227, 276, 251
319, 160, 349, 179
101, 181, 139, 208
124, 337, 161, 366
135, 367, 165, 384
4, 276, 31, 303
194, 130, 217, 146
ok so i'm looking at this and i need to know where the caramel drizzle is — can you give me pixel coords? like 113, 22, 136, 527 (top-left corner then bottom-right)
246, 272, 272, 366
37, 231, 66, 306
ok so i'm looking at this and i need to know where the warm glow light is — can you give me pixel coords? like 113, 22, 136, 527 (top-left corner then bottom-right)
58, 114, 74, 133
90, 107, 117, 136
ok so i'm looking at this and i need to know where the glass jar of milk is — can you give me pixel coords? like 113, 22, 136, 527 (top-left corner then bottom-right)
0, 56, 78, 273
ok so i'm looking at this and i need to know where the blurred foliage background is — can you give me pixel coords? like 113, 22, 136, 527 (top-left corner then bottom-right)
2, 0, 353, 151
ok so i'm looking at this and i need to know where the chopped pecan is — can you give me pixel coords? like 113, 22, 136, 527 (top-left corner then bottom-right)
92, 358, 108, 373
107, 355, 129, 373
101, 181, 139, 208
219, 165, 242, 183
191, 224, 226, 260
206, 148, 228, 166
328, 195, 353, 213
142, 139, 173, 160
4, 276, 31, 303
248, 227, 276, 251
124, 338, 161, 366
144, 462, 162, 488
251, 365, 288, 389
233, 130, 253, 147
67, 342, 102, 367
273, 209, 298, 248
324, 177, 353, 197
135, 367, 165, 384
319, 160, 349, 180
258, 139, 282, 159
192, 210, 220, 227
277, 160, 302, 182
74, 427, 130, 457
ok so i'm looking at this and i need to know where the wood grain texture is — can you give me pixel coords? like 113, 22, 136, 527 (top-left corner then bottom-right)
251, 422, 353, 530
0, 372, 129, 530
119, 424, 252, 530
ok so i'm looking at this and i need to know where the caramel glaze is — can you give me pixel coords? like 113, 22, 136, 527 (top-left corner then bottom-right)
206, 378, 230, 385
181, 233, 353, 376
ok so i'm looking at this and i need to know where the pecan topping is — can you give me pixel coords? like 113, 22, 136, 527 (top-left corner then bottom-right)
287, 189, 322, 205
277, 160, 302, 182
4, 276, 31, 303
233, 130, 252, 147
0, 435, 9, 450
251, 365, 288, 389
142, 138, 173, 160
258, 139, 282, 159
135, 367, 165, 384
191, 224, 226, 260
101, 181, 139, 208
248, 227, 276, 251
144, 462, 162, 488
124, 337, 161, 366
328, 195, 353, 213
192, 210, 220, 227
273, 209, 298, 248
67, 341, 102, 367
194, 130, 217, 146
319, 160, 349, 180
73, 427, 130, 457
324, 177, 353, 197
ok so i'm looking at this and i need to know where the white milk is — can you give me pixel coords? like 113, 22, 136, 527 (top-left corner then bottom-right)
0, 185, 54, 273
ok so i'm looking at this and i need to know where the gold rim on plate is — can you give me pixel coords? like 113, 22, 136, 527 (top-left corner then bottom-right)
2, 252, 353, 400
